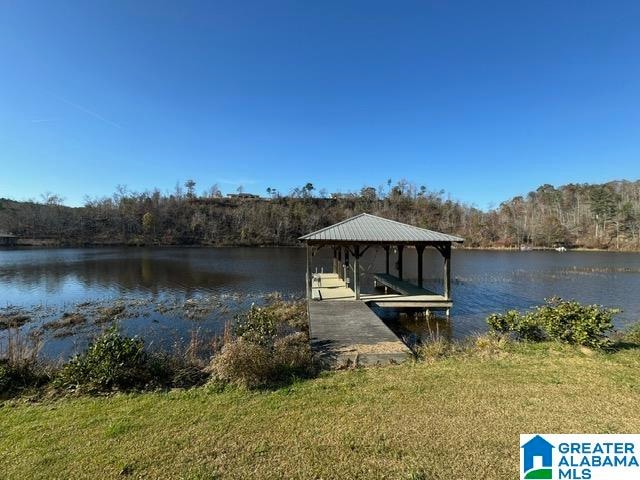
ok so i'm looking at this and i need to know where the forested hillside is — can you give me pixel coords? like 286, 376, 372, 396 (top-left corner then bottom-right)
1, 179, 639, 249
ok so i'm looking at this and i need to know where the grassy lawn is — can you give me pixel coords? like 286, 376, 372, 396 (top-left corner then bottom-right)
1, 343, 639, 479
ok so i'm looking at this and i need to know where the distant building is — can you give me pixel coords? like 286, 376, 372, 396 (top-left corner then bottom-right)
226, 193, 261, 199
330, 192, 356, 199
0, 232, 17, 246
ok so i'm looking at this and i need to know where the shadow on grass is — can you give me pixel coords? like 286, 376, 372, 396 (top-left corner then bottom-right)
609, 340, 640, 352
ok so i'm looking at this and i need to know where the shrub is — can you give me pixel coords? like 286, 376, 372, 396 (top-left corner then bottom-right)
235, 299, 308, 344
273, 332, 316, 378
0, 359, 49, 396
209, 333, 316, 389
487, 310, 545, 341
262, 297, 308, 332
622, 322, 640, 345
56, 326, 150, 392
533, 298, 617, 349
234, 305, 278, 345
486, 298, 617, 349
147, 353, 210, 389
415, 337, 452, 362
209, 338, 274, 388
213, 299, 315, 388
53, 326, 210, 394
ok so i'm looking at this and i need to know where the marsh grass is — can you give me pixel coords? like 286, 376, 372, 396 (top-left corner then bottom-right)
0, 329, 50, 397
0, 310, 31, 330
415, 322, 513, 363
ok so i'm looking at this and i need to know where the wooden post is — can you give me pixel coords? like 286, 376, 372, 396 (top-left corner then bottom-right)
384, 245, 390, 274
443, 243, 451, 300
416, 244, 425, 288
305, 244, 311, 301
397, 245, 404, 280
332, 247, 338, 274
344, 249, 350, 286
337, 247, 343, 279
353, 245, 360, 300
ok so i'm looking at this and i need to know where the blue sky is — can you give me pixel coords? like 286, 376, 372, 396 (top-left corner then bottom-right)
1, 1, 639, 208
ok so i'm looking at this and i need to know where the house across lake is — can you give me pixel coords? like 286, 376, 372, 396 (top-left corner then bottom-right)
0, 233, 17, 246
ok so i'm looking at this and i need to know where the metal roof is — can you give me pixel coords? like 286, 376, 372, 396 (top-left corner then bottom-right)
299, 213, 464, 244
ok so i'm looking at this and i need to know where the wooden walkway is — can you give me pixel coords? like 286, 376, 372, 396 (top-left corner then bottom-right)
307, 272, 454, 367
308, 300, 412, 367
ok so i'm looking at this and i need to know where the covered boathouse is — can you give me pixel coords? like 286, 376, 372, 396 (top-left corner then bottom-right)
299, 213, 464, 366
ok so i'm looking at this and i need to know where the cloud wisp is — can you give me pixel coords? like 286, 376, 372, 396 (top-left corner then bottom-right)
218, 177, 258, 186
57, 97, 122, 129
30, 118, 59, 124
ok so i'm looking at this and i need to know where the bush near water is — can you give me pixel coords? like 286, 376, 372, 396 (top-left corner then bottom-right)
487, 297, 618, 349
210, 302, 317, 388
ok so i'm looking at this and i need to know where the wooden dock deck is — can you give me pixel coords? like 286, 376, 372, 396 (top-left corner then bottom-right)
311, 273, 355, 300
309, 300, 412, 367
370, 273, 452, 310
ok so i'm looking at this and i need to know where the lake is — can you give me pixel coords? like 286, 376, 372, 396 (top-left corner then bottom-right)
1, 247, 639, 359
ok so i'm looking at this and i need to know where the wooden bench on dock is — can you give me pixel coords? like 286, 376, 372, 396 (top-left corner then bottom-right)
367, 273, 452, 311
373, 273, 437, 296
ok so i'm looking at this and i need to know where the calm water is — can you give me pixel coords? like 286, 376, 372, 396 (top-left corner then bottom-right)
1, 247, 639, 358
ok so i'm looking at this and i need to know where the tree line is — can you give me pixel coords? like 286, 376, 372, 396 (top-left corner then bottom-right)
1, 179, 639, 250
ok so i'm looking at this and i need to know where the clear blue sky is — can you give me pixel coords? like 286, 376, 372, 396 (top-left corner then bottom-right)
1, 1, 639, 208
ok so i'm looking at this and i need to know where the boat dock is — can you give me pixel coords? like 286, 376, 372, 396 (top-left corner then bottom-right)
300, 214, 464, 368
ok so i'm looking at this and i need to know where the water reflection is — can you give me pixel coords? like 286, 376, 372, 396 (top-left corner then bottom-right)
0, 249, 249, 296
374, 307, 453, 348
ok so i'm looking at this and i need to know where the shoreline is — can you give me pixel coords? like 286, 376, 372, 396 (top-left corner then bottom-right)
2, 242, 639, 253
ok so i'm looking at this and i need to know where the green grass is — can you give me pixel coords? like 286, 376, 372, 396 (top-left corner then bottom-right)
1, 343, 639, 479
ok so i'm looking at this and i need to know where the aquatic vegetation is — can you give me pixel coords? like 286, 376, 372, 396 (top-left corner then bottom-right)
0, 298, 311, 396
43, 312, 87, 331
0, 310, 31, 330
95, 303, 126, 324
0, 294, 254, 356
